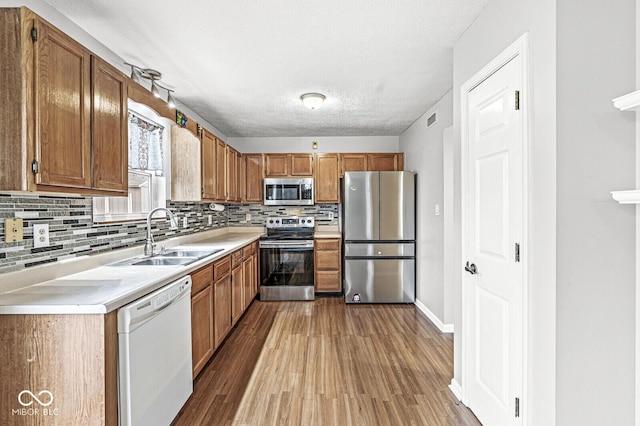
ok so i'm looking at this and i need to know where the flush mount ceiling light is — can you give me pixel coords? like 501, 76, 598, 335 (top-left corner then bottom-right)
300, 93, 326, 110
125, 62, 176, 108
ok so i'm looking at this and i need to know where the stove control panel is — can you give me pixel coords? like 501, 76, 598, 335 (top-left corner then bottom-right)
266, 216, 315, 229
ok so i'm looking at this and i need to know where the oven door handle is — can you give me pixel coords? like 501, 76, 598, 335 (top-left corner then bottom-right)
259, 241, 314, 249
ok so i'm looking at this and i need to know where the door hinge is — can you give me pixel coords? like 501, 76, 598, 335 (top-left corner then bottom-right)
31, 160, 39, 174
31, 27, 37, 42
201, 187, 204, 195
515, 397, 520, 418
515, 243, 520, 262
515, 90, 520, 110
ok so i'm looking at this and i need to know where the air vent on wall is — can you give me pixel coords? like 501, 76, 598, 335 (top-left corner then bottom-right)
427, 111, 438, 129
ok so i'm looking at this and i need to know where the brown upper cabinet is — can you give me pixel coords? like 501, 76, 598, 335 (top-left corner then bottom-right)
340, 153, 368, 176
340, 153, 404, 177
367, 153, 404, 172
201, 129, 217, 200
214, 138, 227, 202
315, 154, 340, 203
226, 145, 240, 203
1, 9, 128, 195
264, 153, 314, 177
243, 154, 264, 203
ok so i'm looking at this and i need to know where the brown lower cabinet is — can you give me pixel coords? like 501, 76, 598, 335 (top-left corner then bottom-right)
194, 241, 258, 372
314, 238, 342, 292
190, 264, 215, 378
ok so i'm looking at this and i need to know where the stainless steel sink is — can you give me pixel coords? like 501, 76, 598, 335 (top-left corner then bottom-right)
159, 249, 223, 258
132, 257, 198, 266
109, 247, 224, 267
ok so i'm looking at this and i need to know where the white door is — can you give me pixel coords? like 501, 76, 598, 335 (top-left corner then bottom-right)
463, 52, 524, 425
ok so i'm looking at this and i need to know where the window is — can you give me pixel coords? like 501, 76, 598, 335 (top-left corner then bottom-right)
93, 108, 168, 223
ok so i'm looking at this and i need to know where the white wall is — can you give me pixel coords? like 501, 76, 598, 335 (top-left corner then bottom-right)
399, 91, 453, 329
11, 0, 227, 140
556, 1, 635, 424
453, 0, 557, 424
227, 136, 399, 153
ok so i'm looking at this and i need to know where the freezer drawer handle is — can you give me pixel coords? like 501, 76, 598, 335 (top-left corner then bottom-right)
464, 261, 477, 275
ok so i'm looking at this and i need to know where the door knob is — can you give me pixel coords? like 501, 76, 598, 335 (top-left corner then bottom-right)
464, 261, 477, 275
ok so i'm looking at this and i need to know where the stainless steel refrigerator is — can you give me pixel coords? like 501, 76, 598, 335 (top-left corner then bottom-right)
343, 171, 416, 303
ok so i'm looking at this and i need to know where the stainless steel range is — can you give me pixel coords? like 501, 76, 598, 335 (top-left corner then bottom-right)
259, 216, 315, 301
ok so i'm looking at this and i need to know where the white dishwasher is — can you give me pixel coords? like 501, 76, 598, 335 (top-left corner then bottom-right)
117, 275, 193, 426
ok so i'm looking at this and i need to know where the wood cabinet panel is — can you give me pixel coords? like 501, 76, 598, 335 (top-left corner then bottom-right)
191, 263, 214, 294
315, 271, 342, 292
244, 154, 264, 203
367, 153, 403, 171
340, 153, 368, 176
290, 153, 314, 176
231, 263, 244, 324
315, 250, 341, 270
215, 138, 227, 202
214, 256, 231, 281
91, 56, 127, 193
314, 238, 342, 293
214, 273, 232, 348
315, 238, 341, 251
191, 285, 214, 378
315, 153, 339, 203
0, 313, 118, 425
35, 18, 92, 189
242, 254, 255, 309
264, 154, 289, 177
171, 126, 201, 201
201, 130, 216, 200
226, 145, 239, 202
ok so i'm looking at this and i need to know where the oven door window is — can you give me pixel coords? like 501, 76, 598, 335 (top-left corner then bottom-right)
265, 184, 300, 201
260, 247, 314, 286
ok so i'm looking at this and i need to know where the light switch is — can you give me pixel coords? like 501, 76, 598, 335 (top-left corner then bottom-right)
435, 204, 440, 216
5, 218, 23, 242
33, 223, 49, 248
182, 217, 188, 229
246, 214, 251, 222
207, 215, 212, 226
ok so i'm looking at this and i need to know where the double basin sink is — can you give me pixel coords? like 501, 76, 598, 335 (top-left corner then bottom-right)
112, 248, 224, 267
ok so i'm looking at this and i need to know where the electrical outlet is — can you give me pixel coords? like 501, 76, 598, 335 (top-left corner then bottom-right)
182, 217, 188, 229
328, 212, 334, 220
435, 204, 440, 216
245, 214, 251, 222
33, 223, 50, 248
207, 215, 212, 226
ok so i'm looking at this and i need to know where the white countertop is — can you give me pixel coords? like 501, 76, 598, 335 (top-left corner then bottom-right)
314, 225, 341, 239
0, 228, 264, 315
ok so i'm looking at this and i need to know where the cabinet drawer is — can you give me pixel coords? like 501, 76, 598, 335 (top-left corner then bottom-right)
214, 256, 231, 280
315, 250, 341, 271
231, 249, 244, 269
315, 239, 341, 251
315, 271, 342, 292
191, 264, 213, 295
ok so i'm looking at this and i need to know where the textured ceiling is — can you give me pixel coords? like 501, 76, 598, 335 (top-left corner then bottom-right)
44, 0, 488, 137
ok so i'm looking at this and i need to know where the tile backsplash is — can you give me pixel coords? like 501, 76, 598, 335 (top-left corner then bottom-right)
0, 194, 339, 274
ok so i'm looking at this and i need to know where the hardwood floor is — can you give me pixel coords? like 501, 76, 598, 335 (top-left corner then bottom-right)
174, 298, 480, 426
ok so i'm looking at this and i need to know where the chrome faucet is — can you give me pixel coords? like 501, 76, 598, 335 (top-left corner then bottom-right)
144, 207, 179, 256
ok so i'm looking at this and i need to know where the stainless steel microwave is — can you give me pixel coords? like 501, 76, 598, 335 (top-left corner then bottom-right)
264, 178, 314, 205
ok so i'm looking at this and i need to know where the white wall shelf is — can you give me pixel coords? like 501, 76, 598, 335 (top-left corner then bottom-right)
613, 89, 640, 111
611, 190, 640, 204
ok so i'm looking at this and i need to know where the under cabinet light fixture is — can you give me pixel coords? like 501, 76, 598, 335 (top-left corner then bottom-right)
300, 93, 326, 110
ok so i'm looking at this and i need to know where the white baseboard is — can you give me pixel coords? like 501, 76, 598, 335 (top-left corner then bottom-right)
449, 378, 463, 401
414, 299, 454, 333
